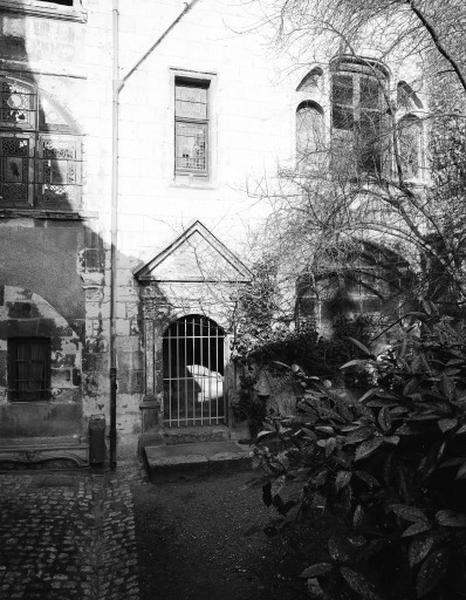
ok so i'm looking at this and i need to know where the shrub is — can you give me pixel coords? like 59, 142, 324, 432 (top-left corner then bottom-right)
253, 311, 466, 600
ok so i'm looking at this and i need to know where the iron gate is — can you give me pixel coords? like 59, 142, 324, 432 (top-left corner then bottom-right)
162, 315, 225, 427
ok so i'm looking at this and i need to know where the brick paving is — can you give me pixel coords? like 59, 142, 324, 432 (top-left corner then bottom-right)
0, 469, 140, 600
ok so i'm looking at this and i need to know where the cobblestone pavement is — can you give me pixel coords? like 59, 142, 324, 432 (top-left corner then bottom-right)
0, 467, 140, 600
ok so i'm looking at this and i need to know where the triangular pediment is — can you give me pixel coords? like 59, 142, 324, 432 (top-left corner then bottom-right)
135, 221, 252, 283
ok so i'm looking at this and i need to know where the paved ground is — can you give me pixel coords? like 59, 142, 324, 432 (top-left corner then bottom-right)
133, 469, 310, 600
0, 469, 140, 600
0, 463, 312, 600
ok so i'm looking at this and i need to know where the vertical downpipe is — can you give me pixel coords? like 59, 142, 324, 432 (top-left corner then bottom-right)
109, 0, 120, 469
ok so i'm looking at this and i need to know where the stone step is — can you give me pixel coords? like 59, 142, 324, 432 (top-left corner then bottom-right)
144, 440, 252, 481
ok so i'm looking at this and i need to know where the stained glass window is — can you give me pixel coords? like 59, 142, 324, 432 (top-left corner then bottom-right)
0, 76, 82, 209
175, 78, 209, 174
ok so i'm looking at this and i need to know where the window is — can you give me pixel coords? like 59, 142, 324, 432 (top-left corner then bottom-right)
37, 0, 74, 5
175, 78, 209, 175
398, 115, 423, 180
162, 315, 225, 427
8, 338, 50, 401
331, 57, 388, 176
0, 76, 82, 209
296, 101, 324, 169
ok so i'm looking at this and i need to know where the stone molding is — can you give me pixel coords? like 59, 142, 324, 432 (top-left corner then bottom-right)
0, 0, 87, 23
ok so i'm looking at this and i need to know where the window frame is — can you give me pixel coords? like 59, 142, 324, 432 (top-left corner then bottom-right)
7, 337, 51, 402
0, 0, 87, 22
0, 75, 83, 209
174, 76, 210, 177
330, 57, 389, 177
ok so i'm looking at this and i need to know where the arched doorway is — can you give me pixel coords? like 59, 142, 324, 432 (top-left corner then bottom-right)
162, 315, 225, 427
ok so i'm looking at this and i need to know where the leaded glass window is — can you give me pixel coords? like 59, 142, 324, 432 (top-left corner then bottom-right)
0, 134, 34, 206
175, 78, 209, 174
0, 76, 82, 209
330, 58, 388, 176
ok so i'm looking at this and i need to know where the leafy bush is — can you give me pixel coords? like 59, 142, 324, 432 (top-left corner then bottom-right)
253, 311, 466, 600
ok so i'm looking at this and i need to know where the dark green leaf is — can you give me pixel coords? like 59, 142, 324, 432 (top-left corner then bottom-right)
354, 470, 380, 487
377, 407, 392, 432
300, 563, 333, 578
341, 359, 364, 370
355, 437, 384, 461
394, 424, 417, 435
340, 566, 382, 600
416, 549, 449, 598
353, 504, 364, 528
347, 337, 373, 357
456, 462, 466, 479
358, 388, 380, 403
438, 418, 458, 433
435, 510, 466, 527
315, 425, 335, 435
456, 424, 466, 434
345, 426, 374, 444
439, 457, 466, 468
390, 504, 429, 523
402, 522, 432, 537
409, 535, 434, 567
256, 430, 276, 441
335, 470, 352, 492
383, 435, 400, 445
328, 537, 350, 562
325, 437, 337, 457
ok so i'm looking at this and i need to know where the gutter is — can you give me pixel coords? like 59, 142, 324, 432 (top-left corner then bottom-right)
109, 0, 201, 469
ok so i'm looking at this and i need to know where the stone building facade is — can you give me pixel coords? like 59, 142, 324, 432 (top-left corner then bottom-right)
0, 0, 430, 464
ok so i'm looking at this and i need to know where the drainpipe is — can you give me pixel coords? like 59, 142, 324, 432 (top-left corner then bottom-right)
109, 0, 201, 469
109, 0, 119, 470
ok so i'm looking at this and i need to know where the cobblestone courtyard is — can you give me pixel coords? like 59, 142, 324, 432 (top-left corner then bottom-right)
0, 464, 310, 600
0, 468, 140, 600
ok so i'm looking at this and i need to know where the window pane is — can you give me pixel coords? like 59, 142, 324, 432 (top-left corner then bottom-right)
0, 81, 36, 129
332, 105, 354, 130
398, 117, 422, 179
0, 137, 30, 205
360, 77, 380, 108
357, 110, 382, 174
175, 122, 207, 171
175, 84, 207, 119
296, 105, 324, 165
332, 75, 353, 106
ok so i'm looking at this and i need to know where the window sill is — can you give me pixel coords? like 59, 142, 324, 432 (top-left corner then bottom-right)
0, 208, 98, 220
0, 0, 87, 22
172, 173, 216, 190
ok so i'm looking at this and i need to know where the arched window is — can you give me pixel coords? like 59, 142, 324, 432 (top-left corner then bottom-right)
296, 67, 323, 92
330, 56, 389, 176
296, 101, 324, 167
398, 114, 423, 180
0, 76, 82, 210
162, 315, 225, 427
397, 81, 423, 111
296, 243, 411, 335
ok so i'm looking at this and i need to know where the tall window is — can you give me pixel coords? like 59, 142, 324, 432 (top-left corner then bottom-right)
296, 101, 324, 168
0, 76, 82, 209
175, 78, 209, 175
398, 115, 423, 180
331, 57, 388, 176
8, 338, 50, 402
